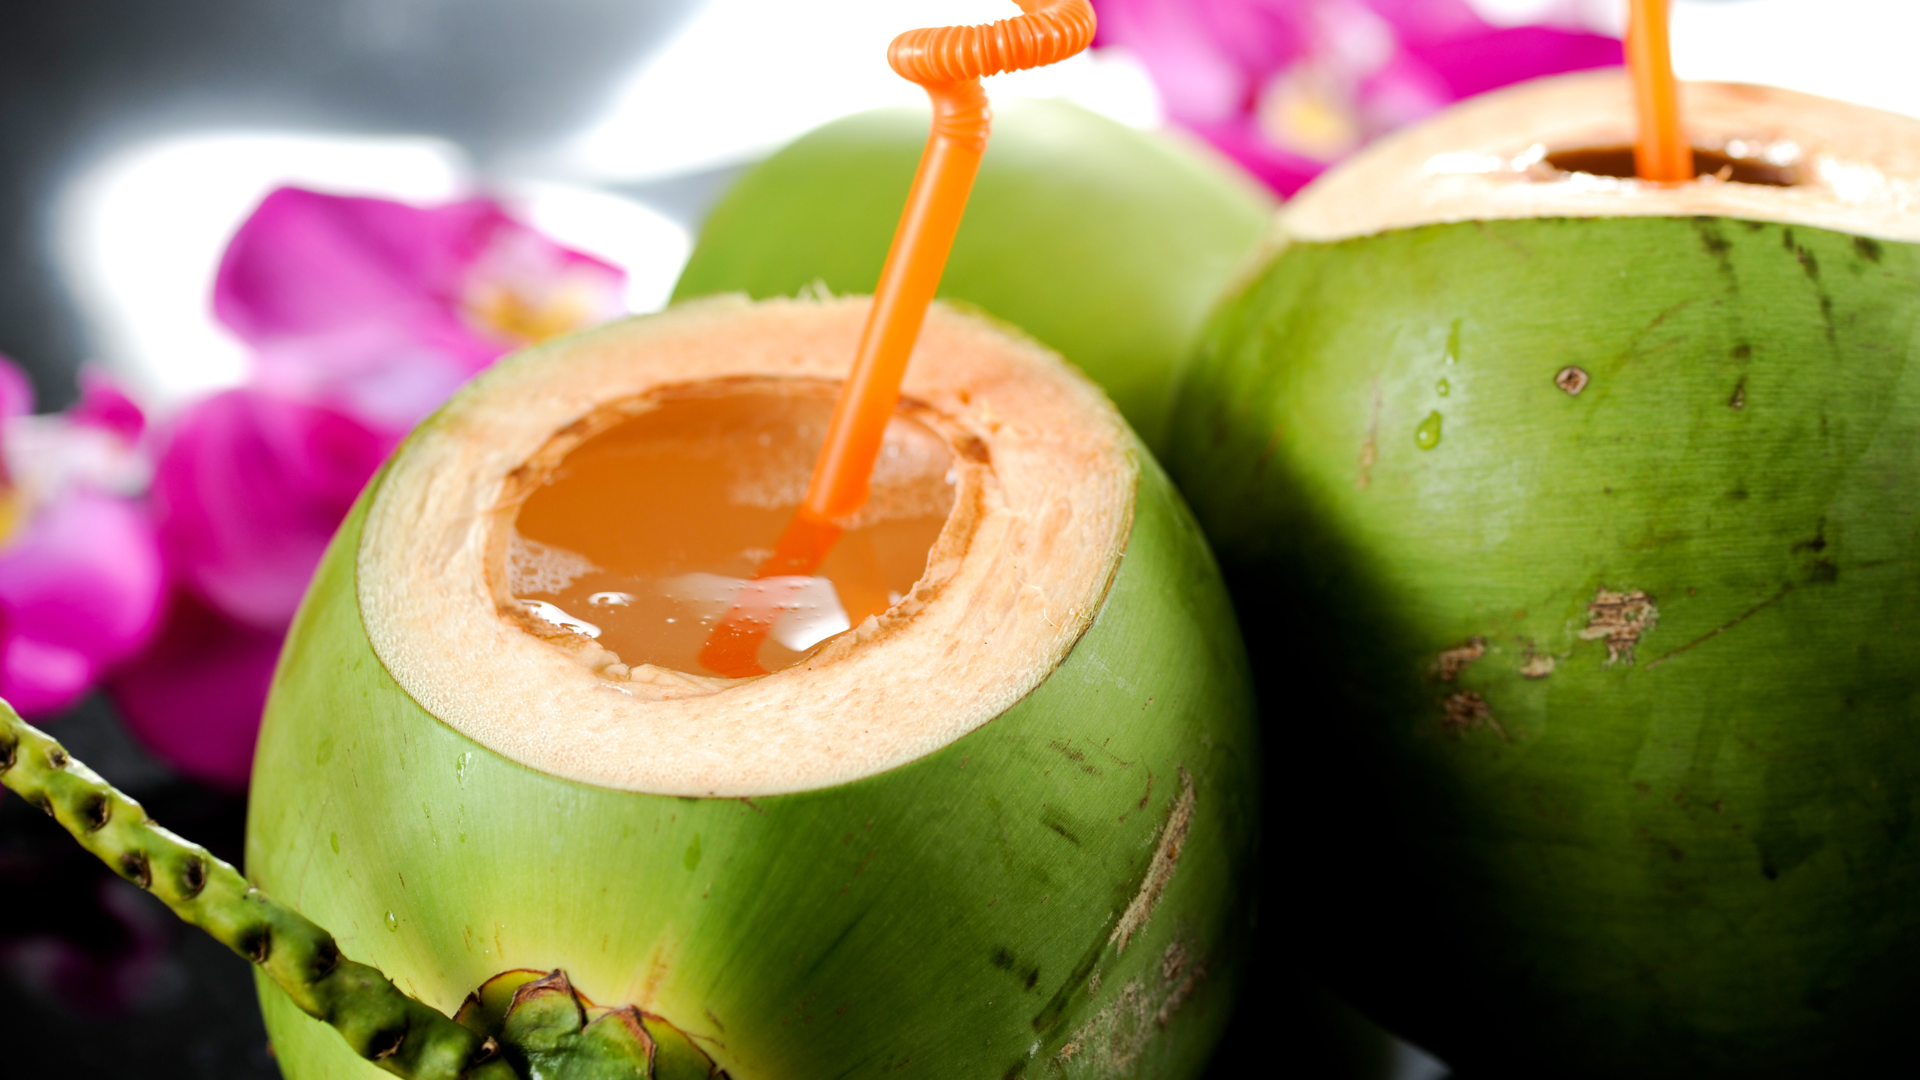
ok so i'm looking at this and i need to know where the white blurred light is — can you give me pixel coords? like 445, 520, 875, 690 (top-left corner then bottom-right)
1467, 0, 1623, 34
56, 133, 471, 407
1670, 0, 1920, 120
509, 182, 692, 315
560, 0, 1165, 183
1473, 0, 1920, 122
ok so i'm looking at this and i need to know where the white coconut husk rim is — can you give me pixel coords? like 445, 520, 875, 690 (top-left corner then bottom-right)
1281, 70, 1920, 245
358, 297, 1134, 797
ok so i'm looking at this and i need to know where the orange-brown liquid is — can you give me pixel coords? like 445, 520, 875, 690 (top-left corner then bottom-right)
509, 384, 955, 677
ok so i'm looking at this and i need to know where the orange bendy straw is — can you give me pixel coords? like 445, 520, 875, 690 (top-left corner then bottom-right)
699, 0, 1098, 679
1627, 0, 1690, 182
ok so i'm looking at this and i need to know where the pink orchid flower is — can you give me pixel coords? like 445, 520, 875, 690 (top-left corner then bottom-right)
215, 187, 627, 433
106, 187, 626, 787
0, 359, 164, 718
1093, 0, 1623, 194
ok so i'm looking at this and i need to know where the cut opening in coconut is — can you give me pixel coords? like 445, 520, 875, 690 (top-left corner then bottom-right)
498, 380, 957, 679
1279, 70, 1920, 245
357, 296, 1135, 796
1541, 145, 1801, 187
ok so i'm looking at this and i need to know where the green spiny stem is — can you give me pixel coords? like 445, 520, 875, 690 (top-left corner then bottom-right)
0, 702, 516, 1080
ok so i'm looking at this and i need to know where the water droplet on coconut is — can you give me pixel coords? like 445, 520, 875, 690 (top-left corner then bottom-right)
385, 911, 399, 932
455, 752, 472, 786
1436, 378, 1451, 397
1445, 318, 1462, 365
1416, 411, 1444, 450
330, 832, 340, 855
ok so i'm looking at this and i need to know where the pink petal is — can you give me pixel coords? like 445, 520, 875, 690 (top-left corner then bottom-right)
1403, 25, 1622, 101
153, 388, 394, 631
214, 187, 507, 352
106, 588, 280, 790
1095, 0, 1296, 124
69, 366, 147, 443
0, 493, 164, 716
1, 636, 93, 717
0, 355, 32, 420
213, 186, 623, 428
1356, 50, 1457, 135
1185, 115, 1341, 196
1360, 0, 1490, 44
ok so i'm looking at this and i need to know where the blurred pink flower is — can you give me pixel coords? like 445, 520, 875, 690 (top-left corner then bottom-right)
215, 187, 626, 433
108, 588, 283, 790
1093, 0, 1622, 194
103, 187, 626, 784
0, 360, 164, 717
150, 389, 395, 632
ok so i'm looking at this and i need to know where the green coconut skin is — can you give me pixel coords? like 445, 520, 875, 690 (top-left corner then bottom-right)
1167, 215, 1920, 1077
247, 403, 1259, 1078
670, 100, 1274, 454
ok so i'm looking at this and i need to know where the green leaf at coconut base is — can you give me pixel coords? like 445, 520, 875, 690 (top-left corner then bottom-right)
671, 99, 1275, 454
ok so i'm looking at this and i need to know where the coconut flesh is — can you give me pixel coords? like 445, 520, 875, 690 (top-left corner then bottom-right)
1168, 71, 1920, 1078
1280, 70, 1920, 245
360, 295, 1133, 796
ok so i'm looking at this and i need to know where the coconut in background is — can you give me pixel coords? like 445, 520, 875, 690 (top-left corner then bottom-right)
1167, 27, 1920, 1075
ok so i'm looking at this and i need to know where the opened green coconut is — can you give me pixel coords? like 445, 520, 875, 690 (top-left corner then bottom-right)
245, 295, 1259, 1079
672, 100, 1275, 454
1167, 71, 1920, 1077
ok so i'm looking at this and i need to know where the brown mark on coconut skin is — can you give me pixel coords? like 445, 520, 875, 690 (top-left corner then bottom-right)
1441, 692, 1505, 740
1357, 380, 1381, 489
1784, 228, 1840, 343
1729, 377, 1747, 410
1055, 939, 1206, 1078
1647, 585, 1793, 669
1692, 218, 1736, 280
1555, 366, 1589, 395
1519, 642, 1556, 679
1109, 770, 1195, 956
1581, 589, 1658, 664
1431, 638, 1486, 682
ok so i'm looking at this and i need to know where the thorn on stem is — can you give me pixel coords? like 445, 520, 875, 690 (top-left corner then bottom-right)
120, 850, 153, 890
180, 856, 208, 900
370, 1028, 407, 1061
311, 938, 342, 979
243, 927, 274, 965
82, 793, 112, 832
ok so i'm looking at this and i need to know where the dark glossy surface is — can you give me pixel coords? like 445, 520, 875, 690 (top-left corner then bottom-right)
0, 0, 701, 407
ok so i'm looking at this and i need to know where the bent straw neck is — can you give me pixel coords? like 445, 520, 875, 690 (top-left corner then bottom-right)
800, 77, 989, 523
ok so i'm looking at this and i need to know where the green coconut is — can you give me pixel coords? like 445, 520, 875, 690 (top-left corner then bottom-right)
246, 296, 1260, 1079
1166, 71, 1920, 1077
671, 99, 1275, 455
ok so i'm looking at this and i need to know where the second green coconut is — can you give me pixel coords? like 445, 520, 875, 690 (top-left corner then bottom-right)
1169, 71, 1920, 1077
